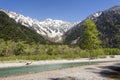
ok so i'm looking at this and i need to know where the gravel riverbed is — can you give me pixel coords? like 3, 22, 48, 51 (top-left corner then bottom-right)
0, 61, 120, 80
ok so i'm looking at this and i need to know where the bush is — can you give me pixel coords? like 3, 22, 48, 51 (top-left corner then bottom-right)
0, 39, 120, 61
104, 48, 120, 55
14, 42, 26, 56
110, 55, 115, 58
97, 55, 106, 58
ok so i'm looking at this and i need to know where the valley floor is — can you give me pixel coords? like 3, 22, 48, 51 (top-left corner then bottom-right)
0, 61, 120, 80
0, 56, 120, 80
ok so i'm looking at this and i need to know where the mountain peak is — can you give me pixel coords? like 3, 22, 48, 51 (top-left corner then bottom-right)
106, 6, 120, 12
110, 5, 120, 9
1, 9, 77, 42
45, 18, 53, 21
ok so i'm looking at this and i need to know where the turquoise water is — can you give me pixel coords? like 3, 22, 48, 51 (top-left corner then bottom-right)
0, 61, 104, 77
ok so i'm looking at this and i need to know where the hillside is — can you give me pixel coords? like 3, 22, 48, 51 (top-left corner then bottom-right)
64, 6, 120, 48
0, 11, 49, 44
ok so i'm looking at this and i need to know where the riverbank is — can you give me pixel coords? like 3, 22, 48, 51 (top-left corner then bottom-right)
0, 61, 120, 80
0, 55, 120, 69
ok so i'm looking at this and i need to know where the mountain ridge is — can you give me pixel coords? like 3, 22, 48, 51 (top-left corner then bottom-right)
0, 11, 50, 44
1, 9, 78, 42
64, 6, 120, 48
0, 6, 120, 48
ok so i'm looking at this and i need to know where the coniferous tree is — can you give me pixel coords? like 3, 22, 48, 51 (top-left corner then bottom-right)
80, 19, 101, 50
79, 19, 102, 59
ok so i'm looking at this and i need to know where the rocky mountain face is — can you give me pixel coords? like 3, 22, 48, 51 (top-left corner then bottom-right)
0, 11, 50, 44
64, 6, 120, 48
1, 10, 77, 42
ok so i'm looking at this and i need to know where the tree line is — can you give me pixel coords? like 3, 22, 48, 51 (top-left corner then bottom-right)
0, 39, 120, 61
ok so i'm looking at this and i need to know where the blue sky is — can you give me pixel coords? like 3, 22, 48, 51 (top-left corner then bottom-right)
0, 0, 120, 22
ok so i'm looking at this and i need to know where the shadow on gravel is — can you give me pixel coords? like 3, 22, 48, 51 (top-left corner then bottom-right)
98, 65, 120, 79
86, 63, 120, 80
49, 76, 78, 80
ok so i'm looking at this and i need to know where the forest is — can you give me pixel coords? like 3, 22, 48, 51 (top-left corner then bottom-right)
0, 39, 120, 61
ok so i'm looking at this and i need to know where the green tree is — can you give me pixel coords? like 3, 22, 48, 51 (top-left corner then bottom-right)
0, 41, 7, 56
47, 46, 54, 55
80, 19, 101, 50
80, 19, 102, 58
14, 42, 26, 56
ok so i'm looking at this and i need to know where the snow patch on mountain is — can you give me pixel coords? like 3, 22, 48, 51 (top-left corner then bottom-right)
88, 11, 102, 20
1, 9, 77, 42
93, 12, 102, 17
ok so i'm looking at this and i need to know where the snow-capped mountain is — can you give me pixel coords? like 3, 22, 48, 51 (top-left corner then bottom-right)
1, 9, 77, 42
